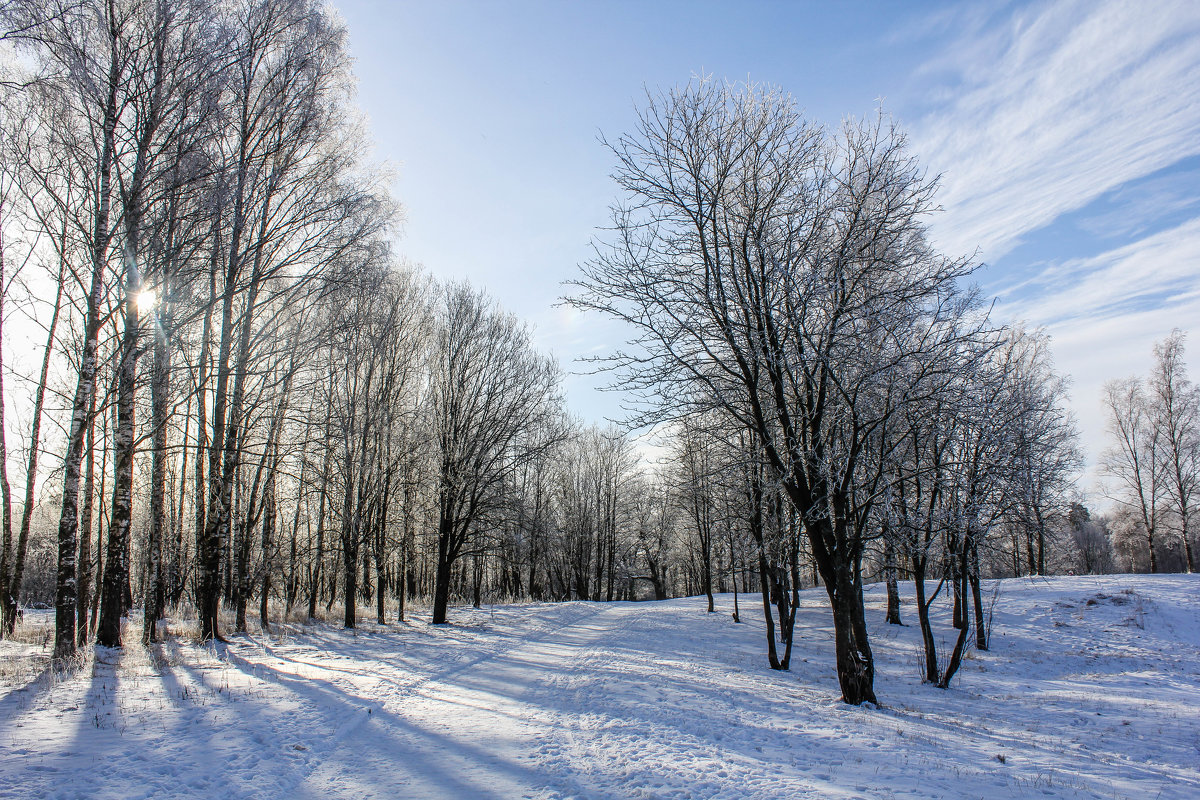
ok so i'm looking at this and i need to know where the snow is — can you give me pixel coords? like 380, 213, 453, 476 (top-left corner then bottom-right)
2, 575, 1198, 799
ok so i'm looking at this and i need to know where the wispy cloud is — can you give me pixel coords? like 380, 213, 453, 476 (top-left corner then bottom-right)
904, 0, 1200, 502
1074, 168, 1200, 242
995, 216, 1200, 326
910, 0, 1200, 261
990, 217, 1200, 499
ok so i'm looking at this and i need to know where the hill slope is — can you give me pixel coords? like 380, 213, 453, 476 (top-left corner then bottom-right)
1, 575, 1197, 799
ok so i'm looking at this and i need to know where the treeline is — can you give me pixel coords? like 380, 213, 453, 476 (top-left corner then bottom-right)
0, 5, 1194, 707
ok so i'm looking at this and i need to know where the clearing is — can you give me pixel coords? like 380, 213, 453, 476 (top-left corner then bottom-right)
2, 574, 1198, 799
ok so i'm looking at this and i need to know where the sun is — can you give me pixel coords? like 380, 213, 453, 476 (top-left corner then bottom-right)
135, 288, 157, 312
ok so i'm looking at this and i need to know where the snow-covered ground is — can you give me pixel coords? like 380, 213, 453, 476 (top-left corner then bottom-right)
1, 575, 1197, 799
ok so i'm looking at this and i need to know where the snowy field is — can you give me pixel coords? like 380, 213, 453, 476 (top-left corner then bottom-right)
1, 575, 1198, 800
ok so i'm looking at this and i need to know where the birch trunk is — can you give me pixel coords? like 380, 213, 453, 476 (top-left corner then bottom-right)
47, 47, 121, 650
0, 200, 12, 637
143, 280, 171, 644
96, 267, 141, 649
76, 402, 96, 646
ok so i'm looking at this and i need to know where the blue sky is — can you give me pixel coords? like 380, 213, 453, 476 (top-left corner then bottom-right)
333, 0, 1200, 500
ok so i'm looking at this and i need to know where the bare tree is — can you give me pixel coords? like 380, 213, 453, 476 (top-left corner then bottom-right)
0, 191, 14, 639
325, 266, 426, 628
1005, 328, 1080, 578
429, 283, 561, 625
3, 0, 130, 652
195, 0, 389, 640
628, 473, 677, 603
1069, 503, 1114, 575
676, 419, 718, 613
96, 0, 224, 649
1103, 379, 1165, 573
572, 80, 985, 704
1150, 331, 1198, 572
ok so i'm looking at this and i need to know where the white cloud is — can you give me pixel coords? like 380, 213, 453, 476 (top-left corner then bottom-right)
996, 216, 1200, 327
992, 218, 1200, 505
910, 0, 1200, 262
902, 0, 1200, 510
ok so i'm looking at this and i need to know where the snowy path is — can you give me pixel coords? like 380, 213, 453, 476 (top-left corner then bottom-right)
278, 603, 643, 798
2, 575, 1199, 799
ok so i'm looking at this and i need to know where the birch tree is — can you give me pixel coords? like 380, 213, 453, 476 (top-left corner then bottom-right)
1150, 331, 1198, 572
1103, 379, 1165, 573
96, 0, 222, 649
3, 0, 130, 653
196, 0, 389, 640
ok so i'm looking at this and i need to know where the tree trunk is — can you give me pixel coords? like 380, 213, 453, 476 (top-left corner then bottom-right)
97, 282, 140, 649
192, 265, 214, 612
432, 500, 455, 624
341, 471, 358, 629
754, 538, 781, 670
701, 529, 714, 613
259, 466, 275, 631
727, 524, 741, 623
325, 568, 337, 613
374, 471, 392, 624
745, 468, 780, 670
913, 559, 938, 684
7, 204, 69, 644
969, 537, 988, 650
1025, 524, 1037, 576
937, 540, 973, 689
432, 551, 452, 624
950, 533, 966, 630
198, 282, 234, 640
143, 286, 171, 644
397, 532, 408, 622
0, 202, 12, 638
76, 405, 96, 646
44, 248, 73, 650
1146, 524, 1158, 574
1034, 504, 1047, 577
33, 53, 113, 653
472, 553, 483, 609
168, 391, 190, 609
592, 516, 604, 603
397, 477, 413, 621
198, 138, 273, 640
884, 533, 902, 626
308, 480, 328, 620
809, 514, 877, 705
89, 408, 113, 641
307, 406, 333, 620
376, 537, 388, 624
284, 453, 305, 620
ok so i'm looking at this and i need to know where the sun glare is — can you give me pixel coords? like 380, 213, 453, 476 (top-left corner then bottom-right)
136, 288, 157, 312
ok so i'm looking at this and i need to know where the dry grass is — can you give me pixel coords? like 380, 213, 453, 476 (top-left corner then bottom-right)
0, 611, 55, 690
0, 629, 91, 706
5, 611, 54, 647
